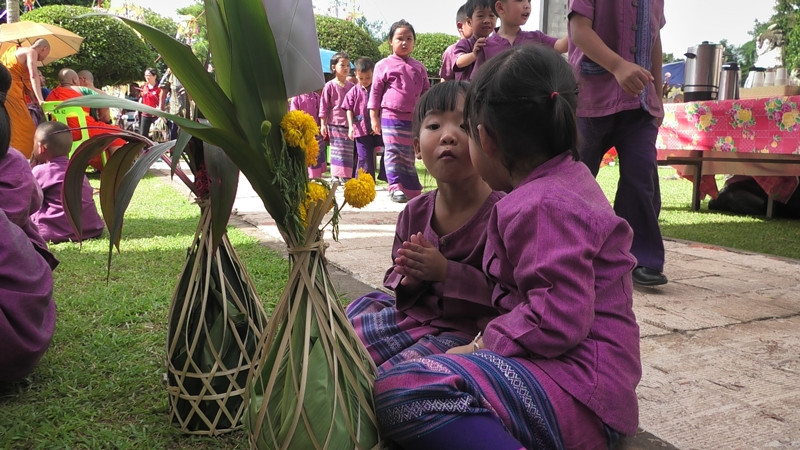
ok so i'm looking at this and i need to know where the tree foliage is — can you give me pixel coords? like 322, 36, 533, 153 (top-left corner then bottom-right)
21, 5, 166, 86
772, 0, 800, 71
315, 15, 380, 61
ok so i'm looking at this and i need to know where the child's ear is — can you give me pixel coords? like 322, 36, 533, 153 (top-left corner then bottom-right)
477, 124, 498, 159
413, 138, 422, 159
494, 1, 504, 16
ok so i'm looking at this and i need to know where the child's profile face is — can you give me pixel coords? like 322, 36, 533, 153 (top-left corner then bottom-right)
496, 0, 531, 26
333, 58, 351, 78
390, 27, 415, 58
467, 7, 498, 38
414, 95, 474, 184
355, 69, 373, 88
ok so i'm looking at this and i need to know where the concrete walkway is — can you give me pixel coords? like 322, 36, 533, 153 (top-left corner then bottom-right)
160, 167, 800, 449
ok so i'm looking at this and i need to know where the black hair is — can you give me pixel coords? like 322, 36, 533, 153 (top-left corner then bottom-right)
330, 52, 350, 72
354, 57, 374, 73
464, 44, 579, 173
387, 19, 416, 42
456, 3, 468, 22
0, 64, 11, 160
466, 0, 494, 18
412, 80, 469, 139
145, 67, 158, 77
35, 121, 72, 157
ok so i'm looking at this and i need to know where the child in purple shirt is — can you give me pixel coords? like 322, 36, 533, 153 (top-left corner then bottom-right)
368, 20, 430, 203
438, 3, 471, 81
31, 121, 104, 243
342, 57, 383, 179
289, 89, 326, 178
453, 0, 497, 81
373, 45, 641, 449
319, 52, 355, 181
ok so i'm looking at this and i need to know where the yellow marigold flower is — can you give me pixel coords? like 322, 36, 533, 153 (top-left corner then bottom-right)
303, 135, 319, 166
343, 169, 376, 209
281, 110, 319, 152
299, 181, 331, 225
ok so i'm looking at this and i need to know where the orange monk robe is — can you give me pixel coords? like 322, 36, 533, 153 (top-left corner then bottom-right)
1, 47, 36, 158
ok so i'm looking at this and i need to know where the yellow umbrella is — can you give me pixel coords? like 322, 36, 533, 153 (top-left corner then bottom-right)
0, 21, 84, 65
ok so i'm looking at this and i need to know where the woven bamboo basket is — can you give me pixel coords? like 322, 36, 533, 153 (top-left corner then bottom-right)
166, 203, 268, 435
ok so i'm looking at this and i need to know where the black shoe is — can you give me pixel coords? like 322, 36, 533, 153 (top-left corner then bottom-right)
632, 266, 667, 286
390, 191, 409, 203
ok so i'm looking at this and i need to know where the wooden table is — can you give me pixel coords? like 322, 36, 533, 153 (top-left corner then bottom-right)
657, 95, 800, 216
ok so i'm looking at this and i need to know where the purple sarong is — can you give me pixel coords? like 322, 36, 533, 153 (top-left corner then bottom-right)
346, 292, 471, 374
328, 124, 354, 178
381, 118, 422, 198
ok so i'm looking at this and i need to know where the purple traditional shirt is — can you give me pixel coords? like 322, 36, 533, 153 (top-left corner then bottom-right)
481, 152, 641, 435
0, 207, 56, 382
453, 36, 480, 81
31, 156, 104, 243
384, 190, 505, 335
466, 29, 559, 78
368, 54, 430, 121
0, 148, 48, 250
438, 42, 459, 81
568, 0, 666, 118
341, 84, 372, 138
289, 91, 321, 126
319, 79, 354, 126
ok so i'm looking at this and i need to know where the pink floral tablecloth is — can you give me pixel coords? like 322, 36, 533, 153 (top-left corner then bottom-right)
657, 96, 800, 202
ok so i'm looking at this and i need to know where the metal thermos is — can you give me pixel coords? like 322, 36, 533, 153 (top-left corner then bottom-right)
718, 62, 740, 100
684, 42, 724, 101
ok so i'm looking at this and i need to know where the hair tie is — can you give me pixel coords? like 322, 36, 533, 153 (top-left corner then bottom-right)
550, 91, 559, 100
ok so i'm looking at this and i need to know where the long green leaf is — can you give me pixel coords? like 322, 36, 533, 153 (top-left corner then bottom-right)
62, 134, 130, 242
203, 142, 239, 251
204, 0, 233, 98
99, 140, 150, 253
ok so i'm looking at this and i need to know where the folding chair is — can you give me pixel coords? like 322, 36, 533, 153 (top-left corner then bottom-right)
41, 101, 91, 157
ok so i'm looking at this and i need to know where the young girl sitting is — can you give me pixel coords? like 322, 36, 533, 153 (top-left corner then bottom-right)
368, 20, 431, 203
347, 80, 503, 374
373, 45, 641, 449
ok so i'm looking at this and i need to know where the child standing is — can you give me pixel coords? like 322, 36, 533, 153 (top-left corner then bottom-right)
342, 57, 383, 179
348, 80, 502, 373
453, 0, 497, 81
373, 45, 641, 449
438, 3, 471, 81
31, 121, 104, 243
458, 0, 566, 78
289, 89, 327, 178
319, 52, 355, 182
369, 20, 430, 203
569, 0, 668, 285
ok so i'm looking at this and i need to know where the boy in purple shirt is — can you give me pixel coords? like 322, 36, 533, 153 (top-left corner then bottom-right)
289, 89, 327, 178
438, 3, 471, 81
569, 0, 668, 286
453, 0, 497, 81
31, 121, 104, 243
342, 57, 383, 179
456, 0, 566, 79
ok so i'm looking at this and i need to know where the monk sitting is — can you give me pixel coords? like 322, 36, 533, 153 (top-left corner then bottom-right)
45, 68, 125, 171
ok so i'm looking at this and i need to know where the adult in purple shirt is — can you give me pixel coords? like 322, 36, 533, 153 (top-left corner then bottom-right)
569, 0, 668, 286
373, 46, 641, 450
31, 121, 104, 244
368, 20, 430, 203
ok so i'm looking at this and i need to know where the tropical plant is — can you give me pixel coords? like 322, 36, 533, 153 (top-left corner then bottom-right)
21, 5, 157, 85
61, 0, 380, 446
414, 32, 459, 77
315, 14, 380, 61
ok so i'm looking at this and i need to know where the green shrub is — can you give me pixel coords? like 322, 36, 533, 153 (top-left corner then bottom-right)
22, 5, 160, 86
315, 15, 380, 62
414, 32, 459, 77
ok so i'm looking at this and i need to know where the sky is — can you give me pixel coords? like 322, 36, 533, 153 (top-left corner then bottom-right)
130, 0, 775, 57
